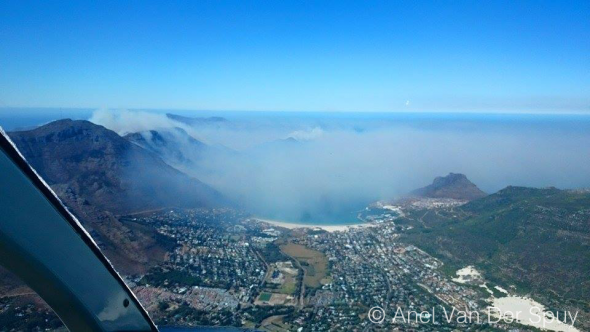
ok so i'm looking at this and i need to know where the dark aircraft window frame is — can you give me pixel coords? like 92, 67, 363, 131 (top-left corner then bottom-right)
0, 129, 158, 332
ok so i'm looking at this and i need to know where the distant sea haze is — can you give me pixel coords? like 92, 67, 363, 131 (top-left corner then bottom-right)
3, 108, 590, 132
3, 108, 590, 226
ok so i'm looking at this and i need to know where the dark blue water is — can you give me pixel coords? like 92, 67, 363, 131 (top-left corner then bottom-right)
257, 204, 366, 225
3, 107, 590, 134
0, 107, 93, 131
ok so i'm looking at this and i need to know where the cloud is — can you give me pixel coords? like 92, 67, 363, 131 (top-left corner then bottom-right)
287, 127, 324, 141
89, 109, 210, 143
89, 109, 173, 135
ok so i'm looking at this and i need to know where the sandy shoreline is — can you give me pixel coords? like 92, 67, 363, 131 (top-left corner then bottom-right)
253, 218, 373, 233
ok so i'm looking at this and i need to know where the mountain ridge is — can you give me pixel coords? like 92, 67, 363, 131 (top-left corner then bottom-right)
9, 119, 225, 215
7, 119, 226, 274
166, 113, 227, 126
124, 127, 207, 171
410, 172, 487, 201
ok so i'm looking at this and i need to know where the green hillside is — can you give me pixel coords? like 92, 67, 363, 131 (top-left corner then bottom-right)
403, 187, 590, 307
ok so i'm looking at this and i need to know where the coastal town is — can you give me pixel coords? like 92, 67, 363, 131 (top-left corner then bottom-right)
1, 195, 584, 331
111, 200, 542, 331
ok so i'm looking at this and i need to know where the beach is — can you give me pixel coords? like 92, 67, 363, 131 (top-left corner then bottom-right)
253, 218, 373, 233
491, 296, 580, 332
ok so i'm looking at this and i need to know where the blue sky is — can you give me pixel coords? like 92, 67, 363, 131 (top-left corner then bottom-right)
0, 1, 588, 113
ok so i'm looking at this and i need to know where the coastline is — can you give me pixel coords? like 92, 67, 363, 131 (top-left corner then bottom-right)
253, 218, 373, 233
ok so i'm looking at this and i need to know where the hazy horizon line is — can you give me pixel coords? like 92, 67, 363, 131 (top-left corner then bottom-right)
1, 106, 590, 116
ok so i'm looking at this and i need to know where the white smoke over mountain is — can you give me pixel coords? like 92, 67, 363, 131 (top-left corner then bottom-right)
90, 109, 177, 135
90, 109, 210, 144
288, 127, 324, 141
91, 109, 590, 223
